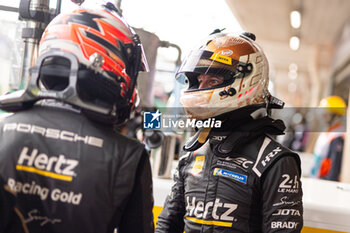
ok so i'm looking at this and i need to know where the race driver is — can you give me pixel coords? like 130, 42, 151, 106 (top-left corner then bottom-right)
0, 3, 153, 233
156, 31, 303, 233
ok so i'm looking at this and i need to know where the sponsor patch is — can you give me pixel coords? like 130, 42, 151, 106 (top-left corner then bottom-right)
209, 53, 232, 65
261, 146, 282, 167
213, 168, 247, 184
7, 178, 82, 205
218, 49, 233, 56
278, 174, 299, 193
218, 157, 253, 171
186, 196, 237, 224
271, 221, 299, 229
17, 147, 78, 182
272, 208, 301, 216
191, 156, 205, 175
3, 123, 103, 148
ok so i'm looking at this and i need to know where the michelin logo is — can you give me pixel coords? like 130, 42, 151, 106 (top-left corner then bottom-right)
213, 168, 247, 184
143, 110, 161, 129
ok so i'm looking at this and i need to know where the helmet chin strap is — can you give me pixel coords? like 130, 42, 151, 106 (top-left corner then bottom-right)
126, 34, 142, 106
265, 97, 272, 116
182, 93, 286, 152
212, 116, 286, 158
265, 94, 285, 116
183, 127, 212, 151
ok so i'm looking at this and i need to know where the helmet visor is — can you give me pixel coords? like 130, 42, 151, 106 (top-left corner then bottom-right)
176, 49, 239, 84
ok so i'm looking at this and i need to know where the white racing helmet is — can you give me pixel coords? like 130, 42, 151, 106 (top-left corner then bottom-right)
176, 31, 283, 120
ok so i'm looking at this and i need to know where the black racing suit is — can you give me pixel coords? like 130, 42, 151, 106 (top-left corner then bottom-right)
156, 117, 303, 233
0, 102, 154, 233
0, 176, 29, 233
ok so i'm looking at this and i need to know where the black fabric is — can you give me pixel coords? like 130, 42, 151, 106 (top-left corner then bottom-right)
218, 115, 285, 133
0, 105, 153, 233
0, 177, 28, 233
156, 151, 189, 233
260, 155, 303, 232
109, 151, 154, 233
183, 116, 285, 154
212, 116, 285, 157
156, 119, 303, 233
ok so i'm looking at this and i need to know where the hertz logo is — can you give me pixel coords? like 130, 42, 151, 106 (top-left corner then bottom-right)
210, 53, 232, 65
16, 147, 78, 182
186, 196, 237, 227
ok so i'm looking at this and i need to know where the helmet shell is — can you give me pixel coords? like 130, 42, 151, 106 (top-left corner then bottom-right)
37, 5, 148, 124
176, 32, 270, 119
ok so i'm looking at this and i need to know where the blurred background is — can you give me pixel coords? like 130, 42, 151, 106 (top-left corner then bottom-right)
2, 0, 349, 106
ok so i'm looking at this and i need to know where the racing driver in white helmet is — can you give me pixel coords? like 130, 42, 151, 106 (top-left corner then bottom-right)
156, 30, 303, 233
